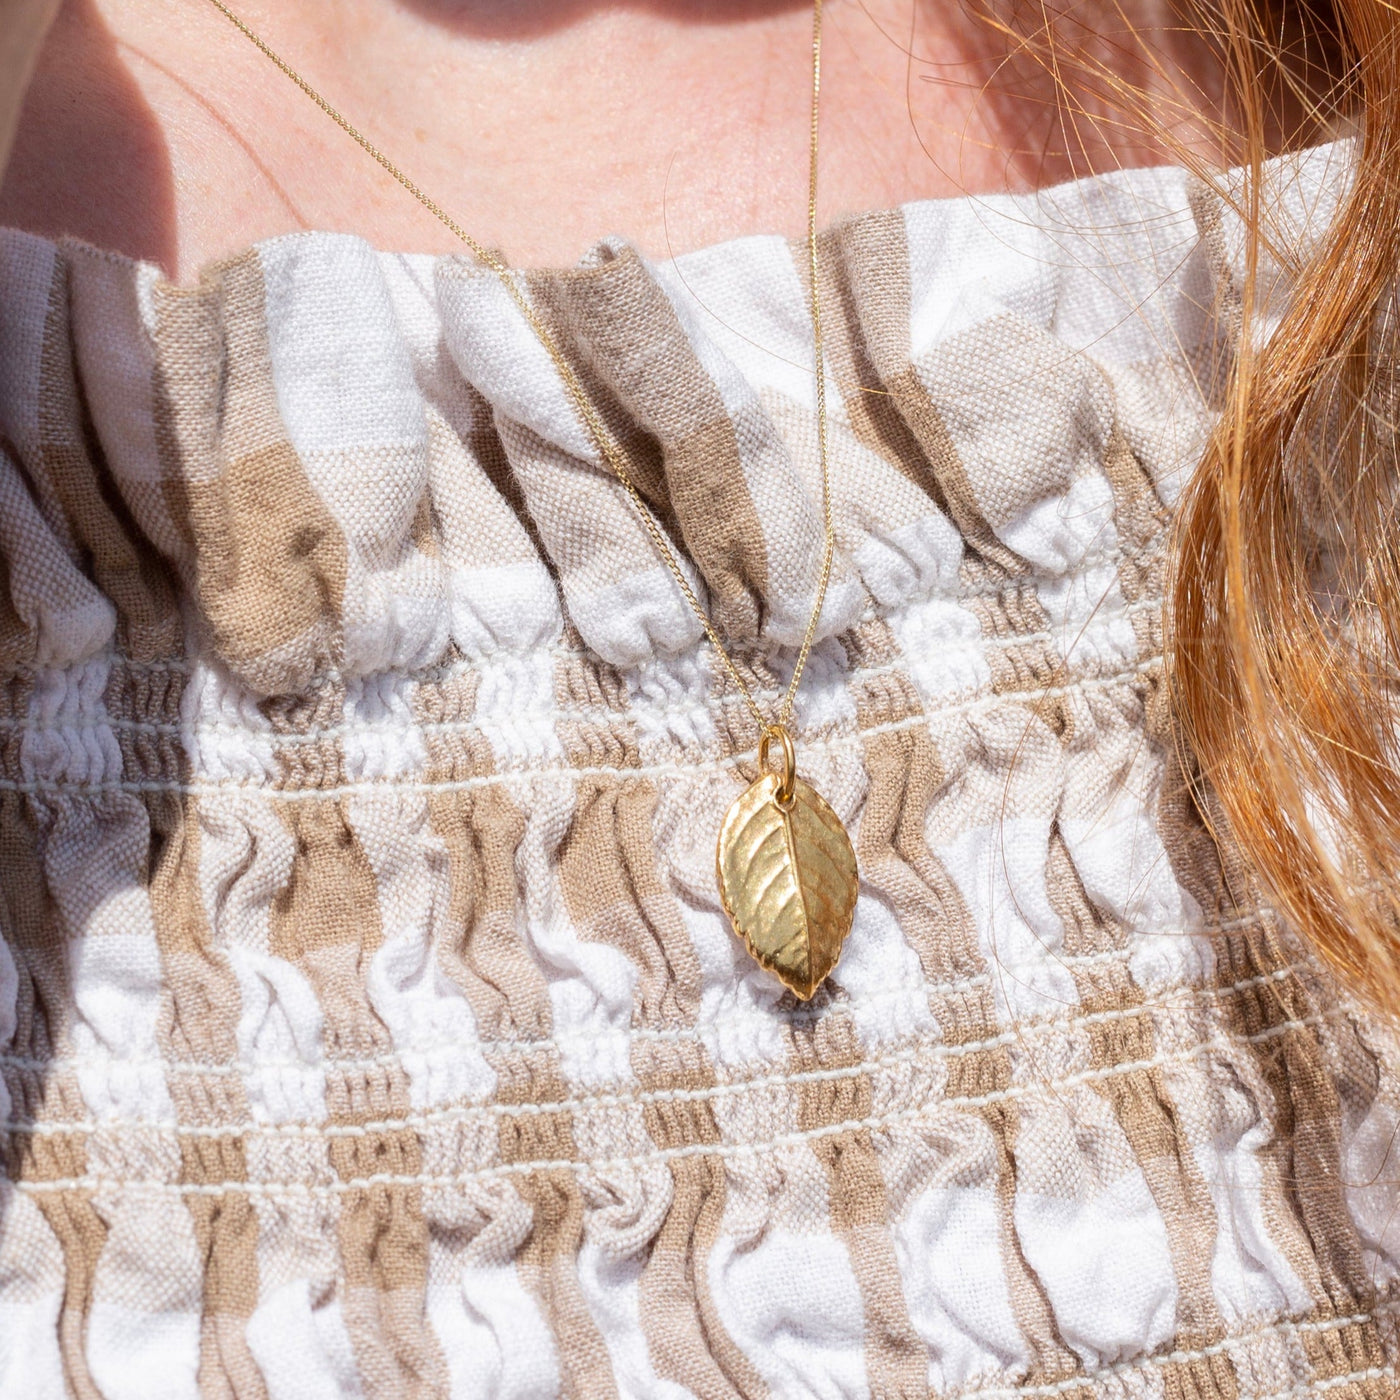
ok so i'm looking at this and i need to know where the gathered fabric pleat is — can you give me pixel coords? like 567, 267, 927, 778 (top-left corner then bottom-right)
1, 139, 1398, 1400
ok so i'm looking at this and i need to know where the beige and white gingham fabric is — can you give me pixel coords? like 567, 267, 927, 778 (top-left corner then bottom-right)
2, 140, 1398, 1400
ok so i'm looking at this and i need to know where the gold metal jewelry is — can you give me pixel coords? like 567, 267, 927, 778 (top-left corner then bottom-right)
717, 724, 857, 1000
204, 0, 858, 997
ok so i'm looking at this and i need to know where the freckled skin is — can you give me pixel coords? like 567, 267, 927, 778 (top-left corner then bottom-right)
1, 0, 1221, 279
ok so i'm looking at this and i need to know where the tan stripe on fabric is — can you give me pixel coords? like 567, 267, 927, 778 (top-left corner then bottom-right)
263, 681, 347, 793
1098, 425, 1170, 618
419, 632, 564, 1309
844, 611, 1080, 1387
554, 646, 704, 1024
1142, 693, 1376, 1320
1187, 179, 1245, 348
965, 571, 1069, 703
1222, 939, 1374, 1313
515, 1172, 620, 1400
532, 250, 770, 643
37, 250, 182, 661
151, 251, 348, 696
550, 633, 723, 1392
331, 1099, 446, 1392
1142, 683, 1383, 1327
821, 212, 949, 513
611, 611, 775, 1394
1, 792, 107, 1400
518, 267, 683, 549
894, 364, 1030, 574
638, 1159, 765, 1400
431, 383, 557, 574
793, 1015, 928, 1400
1297, 1315, 1391, 1394
1044, 829, 1232, 1373
1097, 423, 1169, 775
268, 801, 381, 964
145, 785, 267, 1400
983, 1101, 1088, 1393
845, 619, 979, 989
135, 627, 260, 1400
820, 212, 1021, 576
32, 1191, 107, 1400
434, 779, 552, 1041
496, 1051, 620, 1400
410, 486, 440, 560
104, 657, 183, 791
560, 774, 704, 1022
922, 713, 1106, 1394
633, 1036, 770, 1400
1144, 717, 1241, 929
417, 660, 552, 1041
269, 796, 449, 1399
0, 544, 35, 669
1155, 1346, 1238, 1400
581, 617, 765, 1398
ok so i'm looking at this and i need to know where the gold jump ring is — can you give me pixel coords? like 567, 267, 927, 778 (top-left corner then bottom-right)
758, 725, 797, 808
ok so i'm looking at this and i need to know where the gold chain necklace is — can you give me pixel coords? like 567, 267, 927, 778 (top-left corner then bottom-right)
204, 0, 858, 1000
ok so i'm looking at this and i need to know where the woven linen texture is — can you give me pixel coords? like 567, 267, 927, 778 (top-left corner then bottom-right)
1, 142, 1398, 1400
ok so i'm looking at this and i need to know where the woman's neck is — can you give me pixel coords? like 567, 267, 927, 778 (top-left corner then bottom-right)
0, 0, 1224, 280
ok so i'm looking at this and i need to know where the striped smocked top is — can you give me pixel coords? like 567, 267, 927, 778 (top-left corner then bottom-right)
0, 139, 1397, 1400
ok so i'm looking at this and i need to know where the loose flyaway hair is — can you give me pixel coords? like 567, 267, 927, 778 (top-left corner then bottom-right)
950, 0, 1398, 1006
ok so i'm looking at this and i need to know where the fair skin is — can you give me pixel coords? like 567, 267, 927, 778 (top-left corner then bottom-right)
1, 0, 1221, 280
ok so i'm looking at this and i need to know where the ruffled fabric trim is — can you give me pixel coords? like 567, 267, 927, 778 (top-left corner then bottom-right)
2, 140, 1398, 1400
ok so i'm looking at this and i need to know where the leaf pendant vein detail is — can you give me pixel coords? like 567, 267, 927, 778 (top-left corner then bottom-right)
715, 772, 859, 1000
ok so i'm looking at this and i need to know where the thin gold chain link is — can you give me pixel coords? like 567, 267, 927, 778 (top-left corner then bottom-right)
202, 0, 835, 739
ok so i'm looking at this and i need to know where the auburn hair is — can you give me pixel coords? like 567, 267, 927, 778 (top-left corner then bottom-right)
1169, 0, 1400, 1009
961, 0, 1399, 1005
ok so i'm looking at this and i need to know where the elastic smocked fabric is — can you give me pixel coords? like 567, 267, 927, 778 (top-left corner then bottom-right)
0, 140, 1396, 1399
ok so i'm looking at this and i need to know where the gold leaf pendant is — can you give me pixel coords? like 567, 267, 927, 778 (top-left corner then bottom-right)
716, 726, 859, 1000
